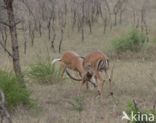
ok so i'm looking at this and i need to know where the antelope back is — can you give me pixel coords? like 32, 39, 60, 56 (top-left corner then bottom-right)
61, 51, 82, 70
83, 51, 109, 72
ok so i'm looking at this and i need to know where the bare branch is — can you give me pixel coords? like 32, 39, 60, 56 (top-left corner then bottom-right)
0, 21, 10, 27
59, 28, 64, 53
0, 20, 21, 27
14, 20, 22, 26
0, 5, 7, 9
0, 40, 13, 57
1, 28, 7, 49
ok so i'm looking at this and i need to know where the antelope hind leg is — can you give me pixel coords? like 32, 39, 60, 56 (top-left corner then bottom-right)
96, 72, 105, 96
105, 71, 113, 95
60, 63, 66, 79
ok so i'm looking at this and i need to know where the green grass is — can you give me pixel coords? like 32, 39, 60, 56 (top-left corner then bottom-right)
152, 37, 156, 44
0, 70, 31, 110
112, 28, 147, 53
70, 96, 84, 112
126, 100, 156, 123
0, 18, 156, 123
28, 62, 61, 84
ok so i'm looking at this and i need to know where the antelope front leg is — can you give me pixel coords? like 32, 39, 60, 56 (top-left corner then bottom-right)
105, 71, 113, 95
85, 81, 89, 90
60, 63, 66, 79
96, 72, 105, 96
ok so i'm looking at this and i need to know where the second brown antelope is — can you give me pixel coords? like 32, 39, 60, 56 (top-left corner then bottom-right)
52, 51, 96, 89
82, 51, 114, 96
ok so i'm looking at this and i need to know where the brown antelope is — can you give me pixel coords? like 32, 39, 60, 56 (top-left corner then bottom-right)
52, 51, 96, 89
82, 51, 113, 96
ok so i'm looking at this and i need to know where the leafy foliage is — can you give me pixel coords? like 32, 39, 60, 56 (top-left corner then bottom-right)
28, 62, 61, 84
112, 28, 147, 53
126, 100, 156, 123
0, 70, 31, 110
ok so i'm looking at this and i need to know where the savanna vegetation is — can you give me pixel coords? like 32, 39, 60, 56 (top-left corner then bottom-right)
0, 0, 156, 122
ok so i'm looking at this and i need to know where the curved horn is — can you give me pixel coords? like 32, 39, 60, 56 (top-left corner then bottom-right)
66, 69, 97, 87
88, 79, 97, 88
65, 69, 82, 81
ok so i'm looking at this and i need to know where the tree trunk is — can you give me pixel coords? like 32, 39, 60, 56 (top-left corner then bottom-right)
59, 28, 64, 53
4, 0, 25, 87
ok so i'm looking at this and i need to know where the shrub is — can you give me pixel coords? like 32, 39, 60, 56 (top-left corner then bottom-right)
112, 28, 147, 53
126, 100, 156, 123
0, 70, 31, 110
127, 100, 139, 123
28, 62, 61, 84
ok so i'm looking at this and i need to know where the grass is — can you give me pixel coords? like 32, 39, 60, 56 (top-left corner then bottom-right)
0, 18, 156, 123
152, 37, 156, 44
9, 59, 156, 123
69, 96, 84, 112
28, 62, 61, 84
0, 70, 31, 110
126, 100, 156, 123
112, 28, 147, 53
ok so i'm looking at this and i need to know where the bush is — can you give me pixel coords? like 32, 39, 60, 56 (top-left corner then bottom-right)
126, 100, 156, 123
127, 100, 139, 123
28, 62, 61, 84
0, 70, 31, 110
112, 28, 147, 53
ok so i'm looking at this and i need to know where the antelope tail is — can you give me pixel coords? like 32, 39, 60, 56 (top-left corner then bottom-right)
52, 58, 61, 65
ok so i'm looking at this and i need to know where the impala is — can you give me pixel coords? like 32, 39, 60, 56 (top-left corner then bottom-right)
82, 51, 113, 96
52, 51, 96, 89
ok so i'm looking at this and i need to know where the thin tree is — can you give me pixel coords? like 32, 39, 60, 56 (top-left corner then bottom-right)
1, 0, 25, 87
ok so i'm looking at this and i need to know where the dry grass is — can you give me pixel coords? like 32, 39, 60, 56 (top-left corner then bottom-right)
0, 24, 156, 123
10, 59, 156, 123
